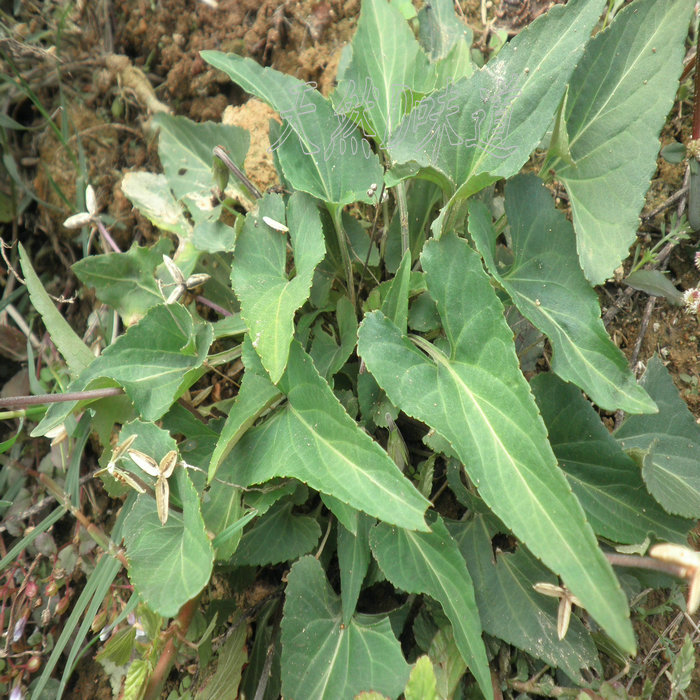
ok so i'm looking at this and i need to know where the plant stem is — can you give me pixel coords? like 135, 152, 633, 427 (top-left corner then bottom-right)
693, 30, 700, 142
395, 181, 410, 257
36, 472, 129, 568
213, 145, 262, 200
143, 594, 202, 700
328, 203, 356, 308
0, 406, 46, 420
604, 551, 687, 579
95, 219, 121, 253
356, 184, 385, 298
508, 678, 580, 697
195, 294, 231, 316
0, 387, 123, 410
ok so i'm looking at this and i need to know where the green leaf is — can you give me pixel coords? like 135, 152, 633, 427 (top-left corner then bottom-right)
96, 627, 137, 667
162, 403, 219, 474
408, 292, 441, 333
281, 556, 410, 700
122, 659, 150, 700
404, 656, 439, 700
384, 179, 441, 273
72, 239, 173, 326
123, 467, 213, 618
231, 500, 321, 566
122, 418, 178, 463
357, 370, 398, 430
121, 172, 192, 238
381, 250, 411, 334
193, 251, 240, 317
196, 620, 247, 700
370, 514, 491, 700
427, 625, 467, 700
546, 85, 575, 166
337, 513, 373, 624
388, 0, 606, 197
208, 368, 282, 482
33, 304, 212, 436
232, 192, 326, 382
152, 113, 249, 221
212, 313, 246, 339
0, 417, 24, 455
553, 0, 694, 284
19, 243, 94, 376
239, 600, 282, 700
321, 493, 359, 535
532, 372, 693, 544
358, 232, 634, 653
670, 635, 695, 698
417, 0, 474, 86
244, 479, 298, 517
624, 269, 683, 305
192, 216, 239, 254
201, 51, 384, 206
449, 515, 602, 686
661, 142, 686, 164
334, 0, 432, 146
469, 175, 656, 413
309, 296, 358, 382
615, 356, 700, 518
218, 341, 429, 531
202, 481, 246, 561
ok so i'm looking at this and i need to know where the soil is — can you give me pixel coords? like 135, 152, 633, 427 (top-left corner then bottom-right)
1, 0, 699, 698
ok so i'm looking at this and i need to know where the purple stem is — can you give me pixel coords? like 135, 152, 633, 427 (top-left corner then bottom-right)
195, 295, 231, 316
95, 219, 122, 254
0, 387, 124, 410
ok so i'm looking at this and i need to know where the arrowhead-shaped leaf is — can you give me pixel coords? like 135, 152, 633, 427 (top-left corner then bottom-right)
201, 50, 384, 206
232, 192, 326, 382
370, 515, 492, 700
469, 174, 655, 413
281, 556, 409, 699
615, 357, 700, 518
218, 341, 430, 531
532, 372, 692, 544
554, 0, 694, 283
388, 0, 605, 197
334, 0, 432, 146
449, 515, 602, 686
358, 232, 634, 653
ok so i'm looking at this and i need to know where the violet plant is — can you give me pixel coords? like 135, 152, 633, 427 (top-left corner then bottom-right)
7, 0, 699, 697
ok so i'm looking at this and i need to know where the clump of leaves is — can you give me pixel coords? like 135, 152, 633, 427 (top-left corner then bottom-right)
7, 0, 700, 698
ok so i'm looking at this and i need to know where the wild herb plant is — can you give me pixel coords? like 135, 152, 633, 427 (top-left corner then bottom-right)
7, 0, 700, 697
